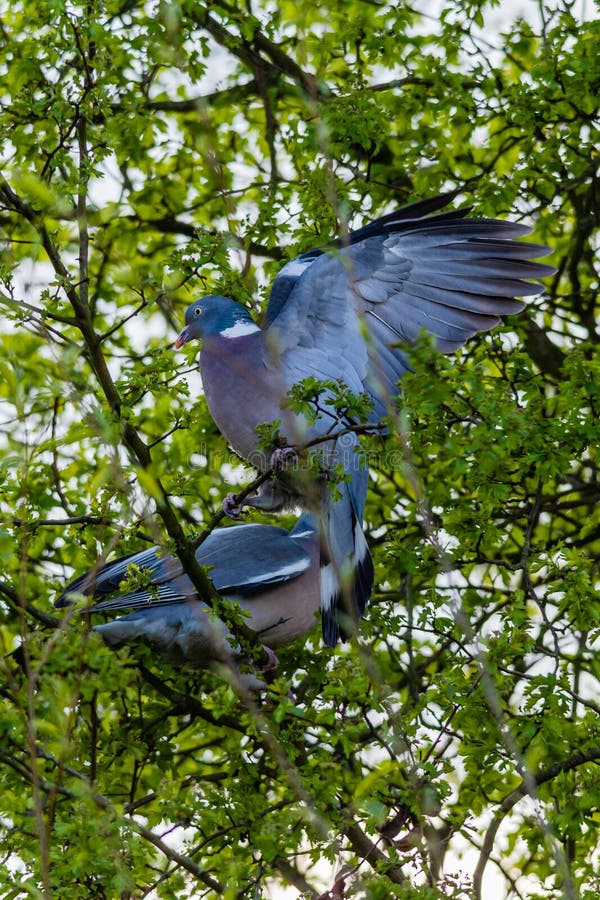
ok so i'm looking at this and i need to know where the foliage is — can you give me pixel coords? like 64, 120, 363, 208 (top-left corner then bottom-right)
0, 0, 598, 897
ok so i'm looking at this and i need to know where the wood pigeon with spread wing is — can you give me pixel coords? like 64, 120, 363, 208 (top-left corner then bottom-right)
56, 515, 319, 668
175, 193, 554, 647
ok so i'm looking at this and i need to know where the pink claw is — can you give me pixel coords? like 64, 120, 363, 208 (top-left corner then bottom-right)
222, 493, 244, 520
270, 446, 297, 471
257, 645, 280, 672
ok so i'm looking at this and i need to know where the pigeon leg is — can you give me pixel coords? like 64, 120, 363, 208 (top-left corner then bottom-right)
270, 446, 297, 471
222, 492, 245, 519
256, 645, 279, 672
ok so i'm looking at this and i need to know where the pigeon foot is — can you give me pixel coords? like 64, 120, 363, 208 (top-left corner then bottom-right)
222, 492, 245, 520
270, 446, 297, 471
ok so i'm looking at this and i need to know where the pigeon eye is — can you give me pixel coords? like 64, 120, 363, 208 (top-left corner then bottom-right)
194, 307, 202, 317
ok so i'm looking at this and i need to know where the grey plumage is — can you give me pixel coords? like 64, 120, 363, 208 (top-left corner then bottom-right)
176, 193, 554, 646
56, 515, 320, 668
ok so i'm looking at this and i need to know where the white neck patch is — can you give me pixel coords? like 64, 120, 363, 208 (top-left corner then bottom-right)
220, 320, 261, 339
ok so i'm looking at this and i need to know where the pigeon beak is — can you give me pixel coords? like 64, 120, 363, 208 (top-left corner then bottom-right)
174, 326, 190, 350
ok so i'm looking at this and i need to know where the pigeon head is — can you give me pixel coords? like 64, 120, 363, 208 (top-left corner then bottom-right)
175, 295, 259, 348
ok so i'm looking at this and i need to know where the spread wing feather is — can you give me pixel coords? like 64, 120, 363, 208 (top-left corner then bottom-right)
264, 198, 553, 411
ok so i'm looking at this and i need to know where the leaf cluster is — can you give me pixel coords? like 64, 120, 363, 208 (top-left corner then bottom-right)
0, 1, 598, 898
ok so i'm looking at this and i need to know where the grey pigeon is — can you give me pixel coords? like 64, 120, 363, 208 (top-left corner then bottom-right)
175, 193, 554, 646
56, 515, 319, 669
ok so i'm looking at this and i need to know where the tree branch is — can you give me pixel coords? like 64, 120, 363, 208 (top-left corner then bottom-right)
0, 176, 271, 657
343, 814, 405, 884
473, 747, 600, 899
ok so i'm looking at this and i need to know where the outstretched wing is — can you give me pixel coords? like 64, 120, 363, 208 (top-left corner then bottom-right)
264, 195, 554, 420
